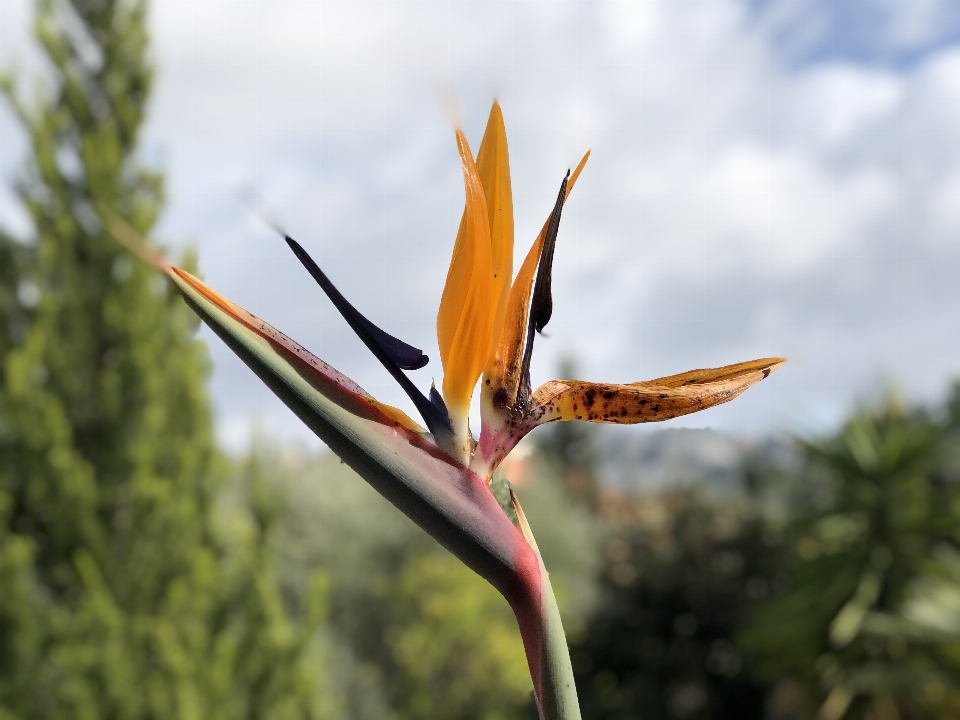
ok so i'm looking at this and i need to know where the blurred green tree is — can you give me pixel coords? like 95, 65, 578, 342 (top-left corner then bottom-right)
0, 0, 330, 717
740, 395, 960, 720
384, 552, 533, 719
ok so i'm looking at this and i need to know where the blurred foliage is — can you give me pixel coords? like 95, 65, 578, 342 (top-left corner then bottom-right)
384, 553, 531, 719
0, 1, 330, 717
569, 490, 773, 720
561, 388, 960, 720
741, 393, 960, 720
263, 447, 602, 720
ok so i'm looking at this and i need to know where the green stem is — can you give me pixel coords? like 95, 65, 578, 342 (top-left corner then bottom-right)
510, 491, 582, 719
537, 557, 582, 719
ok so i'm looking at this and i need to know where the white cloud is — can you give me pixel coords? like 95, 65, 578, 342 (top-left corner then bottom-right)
789, 64, 903, 148
699, 144, 899, 274
931, 170, 960, 243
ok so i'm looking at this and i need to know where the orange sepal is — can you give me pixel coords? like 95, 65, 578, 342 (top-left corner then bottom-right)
475, 102, 514, 353
437, 130, 497, 419
483, 151, 591, 408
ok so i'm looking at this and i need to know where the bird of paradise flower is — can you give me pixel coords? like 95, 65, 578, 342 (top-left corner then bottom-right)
110, 101, 783, 720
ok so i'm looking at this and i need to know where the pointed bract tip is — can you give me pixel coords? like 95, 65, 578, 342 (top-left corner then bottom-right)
284, 236, 430, 371
234, 185, 289, 238
567, 150, 591, 197
437, 85, 463, 130
106, 215, 169, 271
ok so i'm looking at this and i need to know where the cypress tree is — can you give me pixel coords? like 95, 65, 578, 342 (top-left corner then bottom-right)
0, 1, 329, 717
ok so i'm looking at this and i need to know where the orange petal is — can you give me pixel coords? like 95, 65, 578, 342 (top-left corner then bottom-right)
483, 150, 591, 408
529, 358, 785, 424
475, 102, 514, 353
437, 130, 497, 418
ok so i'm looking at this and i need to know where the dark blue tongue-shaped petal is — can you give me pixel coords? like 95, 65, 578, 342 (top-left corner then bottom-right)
518, 171, 569, 403
285, 236, 453, 440
286, 239, 427, 370
530, 170, 569, 335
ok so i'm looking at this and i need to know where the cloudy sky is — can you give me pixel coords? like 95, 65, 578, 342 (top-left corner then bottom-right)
3, 0, 960, 451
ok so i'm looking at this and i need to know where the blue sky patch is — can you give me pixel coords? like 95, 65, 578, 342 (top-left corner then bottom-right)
748, 0, 960, 70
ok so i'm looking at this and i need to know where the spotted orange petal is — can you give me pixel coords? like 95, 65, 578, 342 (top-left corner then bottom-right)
530, 358, 785, 425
